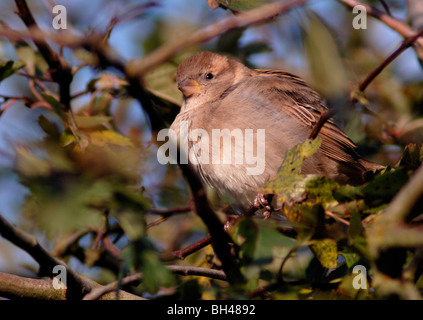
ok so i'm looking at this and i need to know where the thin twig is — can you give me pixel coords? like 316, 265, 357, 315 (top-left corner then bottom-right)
14, 0, 73, 111
147, 205, 192, 216
127, 0, 309, 76
359, 28, 423, 92
83, 265, 227, 300
161, 215, 243, 261
378, 0, 392, 16
325, 210, 350, 226
162, 235, 212, 261
339, 0, 423, 49
177, 164, 246, 284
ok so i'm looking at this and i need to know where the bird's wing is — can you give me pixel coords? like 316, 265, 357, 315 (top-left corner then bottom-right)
251, 69, 365, 169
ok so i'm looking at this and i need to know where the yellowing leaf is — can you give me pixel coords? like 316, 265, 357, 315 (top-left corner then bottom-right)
74, 115, 112, 129
89, 130, 133, 147
312, 238, 338, 269
96, 73, 128, 91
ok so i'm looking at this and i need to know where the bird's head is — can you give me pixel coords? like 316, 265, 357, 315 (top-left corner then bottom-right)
176, 51, 249, 107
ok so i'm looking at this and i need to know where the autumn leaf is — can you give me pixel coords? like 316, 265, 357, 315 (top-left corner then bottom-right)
311, 238, 338, 269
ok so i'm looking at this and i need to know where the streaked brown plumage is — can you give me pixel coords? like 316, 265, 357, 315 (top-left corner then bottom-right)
171, 51, 382, 210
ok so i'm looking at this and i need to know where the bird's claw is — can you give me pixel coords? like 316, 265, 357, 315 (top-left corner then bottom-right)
253, 192, 274, 219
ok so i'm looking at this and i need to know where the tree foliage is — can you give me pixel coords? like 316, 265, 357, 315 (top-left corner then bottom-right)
0, 0, 423, 301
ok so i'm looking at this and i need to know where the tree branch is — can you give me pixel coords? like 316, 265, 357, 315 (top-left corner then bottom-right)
0, 271, 66, 300
83, 265, 227, 300
0, 271, 142, 300
358, 29, 423, 92
127, 0, 309, 77
161, 235, 212, 261
177, 164, 246, 285
339, 0, 423, 49
0, 214, 92, 299
14, 0, 73, 111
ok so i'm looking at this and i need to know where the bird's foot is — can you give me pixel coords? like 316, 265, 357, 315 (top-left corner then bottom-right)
253, 192, 274, 219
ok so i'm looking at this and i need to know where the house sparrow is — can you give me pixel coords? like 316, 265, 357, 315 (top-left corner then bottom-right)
170, 51, 381, 211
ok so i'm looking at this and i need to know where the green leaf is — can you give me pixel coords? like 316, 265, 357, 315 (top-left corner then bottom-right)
14, 41, 48, 76
302, 10, 349, 98
306, 176, 339, 204
339, 251, 361, 269
265, 138, 322, 204
233, 216, 258, 263
116, 209, 146, 241
122, 238, 174, 293
15, 132, 73, 178
15, 147, 51, 177
396, 143, 423, 170
22, 178, 108, 238
334, 184, 364, 202
0, 60, 24, 82
232, 217, 296, 290
38, 115, 62, 139
290, 202, 324, 241
361, 168, 409, 203
330, 199, 367, 218
144, 61, 183, 106
348, 212, 364, 240
348, 212, 367, 255
232, 217, 296, 265
216, 27, 245, 55
216, 0, 276, 11
43, 94, 65, 118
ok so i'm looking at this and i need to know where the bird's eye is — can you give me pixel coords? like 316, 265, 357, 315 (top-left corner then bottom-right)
205, 73, 214, 80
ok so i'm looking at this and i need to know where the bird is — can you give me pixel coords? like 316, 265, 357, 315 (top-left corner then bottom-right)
170, 51, 382, 212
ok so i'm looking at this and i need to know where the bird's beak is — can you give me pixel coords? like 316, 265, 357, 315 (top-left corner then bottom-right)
178, 79, 201, 98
